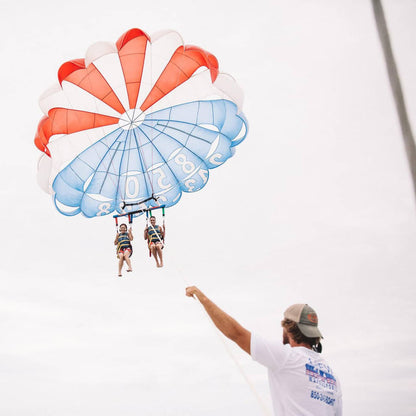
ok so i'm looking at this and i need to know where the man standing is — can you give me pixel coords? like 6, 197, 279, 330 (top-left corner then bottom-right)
185, 286, 342, 415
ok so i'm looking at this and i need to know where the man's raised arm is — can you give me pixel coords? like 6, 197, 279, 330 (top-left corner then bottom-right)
186, 286, 251, 354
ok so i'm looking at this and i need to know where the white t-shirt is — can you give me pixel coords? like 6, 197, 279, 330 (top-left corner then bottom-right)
251, 333, 342, 416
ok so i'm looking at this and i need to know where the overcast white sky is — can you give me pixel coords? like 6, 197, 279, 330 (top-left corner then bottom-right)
1, 0, 416, 415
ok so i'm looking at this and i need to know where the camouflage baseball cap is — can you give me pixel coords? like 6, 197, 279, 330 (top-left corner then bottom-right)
284, 304, 323, 338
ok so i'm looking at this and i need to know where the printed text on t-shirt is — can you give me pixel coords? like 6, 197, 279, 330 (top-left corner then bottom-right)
305, 363, 337, 391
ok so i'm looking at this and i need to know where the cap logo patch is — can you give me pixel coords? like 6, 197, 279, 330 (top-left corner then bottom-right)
307, 313, 318, 324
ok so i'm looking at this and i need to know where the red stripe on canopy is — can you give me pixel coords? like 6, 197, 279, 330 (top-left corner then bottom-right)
140, 45, 219, 112
34, 116, 51, 157
34, 109, 119, 157
58, 60, 126, 114
116, 28, 150, 49
117, 29, 150, 110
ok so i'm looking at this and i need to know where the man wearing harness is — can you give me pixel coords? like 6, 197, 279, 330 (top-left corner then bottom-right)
185, 286, 342, 416
144, 215, 165, 268
114, 223, 133, 277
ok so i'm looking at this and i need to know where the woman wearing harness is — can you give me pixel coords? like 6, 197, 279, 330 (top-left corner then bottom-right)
114, 223, 133, 277
144, 215, 165, 268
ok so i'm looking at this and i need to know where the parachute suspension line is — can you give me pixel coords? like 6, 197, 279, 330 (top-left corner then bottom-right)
372, 0, 416, 206
114, 213, 132, 229
121, 195, 159, 210
145, 210, 150, 257
144, 209, 155, 258
113, 213, 133, 229
162, 206, 166, 241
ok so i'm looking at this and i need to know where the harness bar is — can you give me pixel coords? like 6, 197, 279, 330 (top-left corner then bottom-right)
121, 194, 158, 210
113, 205, 166, 220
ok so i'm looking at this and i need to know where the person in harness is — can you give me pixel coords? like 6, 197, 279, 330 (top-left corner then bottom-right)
144, 215, 165, 268
114, 223, 133, 277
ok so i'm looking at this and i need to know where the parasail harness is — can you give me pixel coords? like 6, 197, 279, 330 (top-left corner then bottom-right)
113, 194, 166, 256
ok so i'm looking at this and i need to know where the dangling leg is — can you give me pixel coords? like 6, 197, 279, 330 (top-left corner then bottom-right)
124, 250, 132, 272
150, 244, 160, 267
156, 243, 163, 268
118, 252, 124, 276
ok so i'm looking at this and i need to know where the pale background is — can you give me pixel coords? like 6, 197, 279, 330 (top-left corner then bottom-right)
0, 0, 415, 415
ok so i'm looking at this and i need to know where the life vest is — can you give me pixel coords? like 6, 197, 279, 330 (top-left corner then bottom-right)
117, 232, 132, 252
148, 225, 163, 243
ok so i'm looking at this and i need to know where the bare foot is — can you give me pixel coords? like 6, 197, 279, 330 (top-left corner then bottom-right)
118, 274, 122, 277
127, 269, 132, 272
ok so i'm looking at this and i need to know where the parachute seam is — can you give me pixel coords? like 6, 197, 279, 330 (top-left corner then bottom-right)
131, 128, 154, 200
140, 117, 212, 193
144, 120, 215, 164
67, 65, 125, 114
60, 72, 123, 198
75, 128, 124, 199
154, 121, 213, 145
68, 165, 85, 185
53, 128, 124, 206
137, 122, 183, 194
142, 122, 204, 166
93, 129, 127, 195
98, 141, 122, 194
86, 59, 128, 114
115, 129, 132, 210
123, 129, 134, 201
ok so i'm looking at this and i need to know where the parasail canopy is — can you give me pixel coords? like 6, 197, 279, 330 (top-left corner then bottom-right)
35, 28, 248, 217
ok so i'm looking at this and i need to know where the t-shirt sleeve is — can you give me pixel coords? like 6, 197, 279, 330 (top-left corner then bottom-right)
251, 332, 291, 371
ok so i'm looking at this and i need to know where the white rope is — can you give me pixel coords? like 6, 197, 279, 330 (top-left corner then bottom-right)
173, 266, 272, 416
135, 215, 272, 415
193, 293, 273, 416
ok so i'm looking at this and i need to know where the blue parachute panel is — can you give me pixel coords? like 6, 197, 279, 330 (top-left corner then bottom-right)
52, 99, 247, 217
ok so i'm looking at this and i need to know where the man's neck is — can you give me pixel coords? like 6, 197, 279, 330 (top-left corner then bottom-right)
289, 339, 312, 349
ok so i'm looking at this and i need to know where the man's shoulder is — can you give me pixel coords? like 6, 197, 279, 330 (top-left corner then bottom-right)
251, 333, 294, 371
